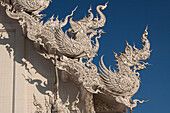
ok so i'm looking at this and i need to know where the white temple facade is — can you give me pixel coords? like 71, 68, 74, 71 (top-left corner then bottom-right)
0, 0, 151, 113
0, 4, 53, 113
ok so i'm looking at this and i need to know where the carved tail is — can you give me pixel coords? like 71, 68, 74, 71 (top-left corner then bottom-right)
93, 2, 108, 28
135, 26, 151, 61
142, 26, 150, 51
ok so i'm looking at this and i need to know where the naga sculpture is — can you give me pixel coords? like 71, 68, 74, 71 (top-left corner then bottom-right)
0, 0, 152, 113
99, 26, 151, 112
56, 26, 151, 113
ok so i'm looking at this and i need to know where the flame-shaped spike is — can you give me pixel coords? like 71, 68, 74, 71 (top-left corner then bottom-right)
89, 5, 92, 11
105, 1, 109, 7
145, 25, 148, 34
94, 14, 99, 21
50, 15, 54, 20
133, 42, 136, 48
133, 42, 139, 51
112, 50, 118, 58
55, 15, 59, 20
142, 25, 149, 39
73, 6, 78, 13
125, 40, 129, 46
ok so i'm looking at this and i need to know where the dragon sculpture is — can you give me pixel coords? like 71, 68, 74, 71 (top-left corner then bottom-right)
56, 26, 151, 113
1, 0, 108, 62
48, 2, 108, 62
99, 26, 151, 112
0, 0, 152, 113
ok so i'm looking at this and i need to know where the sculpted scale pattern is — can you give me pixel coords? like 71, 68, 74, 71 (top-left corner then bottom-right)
0, 0, 152, 113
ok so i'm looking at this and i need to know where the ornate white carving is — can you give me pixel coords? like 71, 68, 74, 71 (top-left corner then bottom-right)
3, 0, 51, 17
0, 1, 152, 112
54, 26, 151, 112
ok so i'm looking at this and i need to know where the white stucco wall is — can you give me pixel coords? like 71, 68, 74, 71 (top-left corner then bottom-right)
0, 5, 55, 113
0, 5, 82, 113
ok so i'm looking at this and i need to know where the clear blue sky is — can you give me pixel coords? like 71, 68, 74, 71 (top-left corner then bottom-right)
42, 0, 170, 112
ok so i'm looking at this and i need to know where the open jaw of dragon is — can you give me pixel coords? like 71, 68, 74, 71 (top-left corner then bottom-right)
0, 0, 151, 113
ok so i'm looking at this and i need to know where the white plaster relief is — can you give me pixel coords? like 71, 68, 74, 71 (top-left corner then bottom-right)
0, 0, 152, 113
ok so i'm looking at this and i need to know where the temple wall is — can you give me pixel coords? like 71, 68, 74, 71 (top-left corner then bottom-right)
0, 4, 85, 113
0, 5, 26, 113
